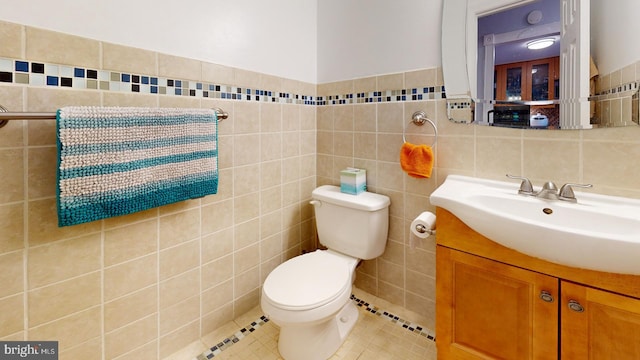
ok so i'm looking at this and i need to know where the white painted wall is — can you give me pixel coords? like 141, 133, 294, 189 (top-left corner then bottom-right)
1, 1, 632, 85
1, 0, 446, 84
0, 0, 318, 83
316, 0, 443, 83
590, 0, 640, 75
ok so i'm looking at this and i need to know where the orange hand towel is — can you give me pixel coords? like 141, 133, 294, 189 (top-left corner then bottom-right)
400, 142, 434, 178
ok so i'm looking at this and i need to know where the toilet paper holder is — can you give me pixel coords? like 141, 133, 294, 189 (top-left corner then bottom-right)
414, 223, 436, 236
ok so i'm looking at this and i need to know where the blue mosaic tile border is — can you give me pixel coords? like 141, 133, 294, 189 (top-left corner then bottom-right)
447, 100, 473, 110
318, 86, 446, 105
0, 57, 316, 105
594, 80, 639, 98
0, 57, 444, 108
351, 294, 436, 341
195, 316, 270, 359
193, 294, 436, 359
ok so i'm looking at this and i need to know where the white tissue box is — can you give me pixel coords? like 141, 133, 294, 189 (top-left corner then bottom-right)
340, 168, 367, 195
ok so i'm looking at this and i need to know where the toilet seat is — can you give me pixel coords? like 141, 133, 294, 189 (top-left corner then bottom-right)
263, 251, 352, 311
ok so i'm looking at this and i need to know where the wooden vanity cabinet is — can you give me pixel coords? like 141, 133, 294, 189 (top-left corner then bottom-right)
436, 208, 640, 360
561, 281, 640, 359
437, 246, 558, 359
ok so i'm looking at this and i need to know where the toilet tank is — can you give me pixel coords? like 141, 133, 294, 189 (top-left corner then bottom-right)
311, 185, 390, 260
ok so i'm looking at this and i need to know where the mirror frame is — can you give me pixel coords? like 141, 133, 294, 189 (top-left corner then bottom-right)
442, 0, 592, 129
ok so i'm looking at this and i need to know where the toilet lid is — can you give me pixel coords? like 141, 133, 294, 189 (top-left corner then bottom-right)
263, 251, 352, 311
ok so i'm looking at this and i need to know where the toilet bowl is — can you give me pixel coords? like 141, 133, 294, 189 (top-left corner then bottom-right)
261, 185, 390, 360
261, 250, 359, 360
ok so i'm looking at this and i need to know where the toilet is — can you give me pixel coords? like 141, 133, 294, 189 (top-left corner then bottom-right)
261, 185, 390, 360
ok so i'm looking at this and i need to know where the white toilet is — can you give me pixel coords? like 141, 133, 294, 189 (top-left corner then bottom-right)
261, 185, 390, 360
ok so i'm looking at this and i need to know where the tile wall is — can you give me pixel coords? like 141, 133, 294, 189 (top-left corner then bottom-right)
316, 72, 444, 330
315, 58, 640, 332
3, 17, 640, 360
0, 20, 317, 359
592, 61, 640, 127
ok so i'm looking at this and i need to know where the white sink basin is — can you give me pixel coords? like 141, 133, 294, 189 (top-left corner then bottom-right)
430, 175, 640, 275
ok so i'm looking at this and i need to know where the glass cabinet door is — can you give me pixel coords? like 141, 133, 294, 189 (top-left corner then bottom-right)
506, 66, 523, 101
531, 63, 550, 101
495, 57, 558, 102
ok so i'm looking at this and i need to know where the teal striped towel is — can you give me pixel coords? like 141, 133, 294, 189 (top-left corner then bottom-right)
56, 106, 218, 227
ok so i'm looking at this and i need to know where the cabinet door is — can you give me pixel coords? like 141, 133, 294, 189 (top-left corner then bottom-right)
495, 62, 525, 101
495, 57, 559, 101
561, 281, 640, 359
505, 64, 524, 101
436, 246, 559, 359
530, 62, 550, 101
529, 58, 558, 101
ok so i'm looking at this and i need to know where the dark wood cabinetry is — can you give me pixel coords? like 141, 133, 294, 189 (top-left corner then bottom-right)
495, 56, 559, 102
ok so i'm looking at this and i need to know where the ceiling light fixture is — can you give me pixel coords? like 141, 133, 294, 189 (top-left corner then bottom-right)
527, 38, 555, 50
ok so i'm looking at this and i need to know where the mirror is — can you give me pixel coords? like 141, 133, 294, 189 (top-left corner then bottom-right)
442, 0, 640, 129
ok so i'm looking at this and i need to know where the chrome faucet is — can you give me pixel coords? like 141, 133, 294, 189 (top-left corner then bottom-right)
506, 175, 592, 202
536, 181, 559, 200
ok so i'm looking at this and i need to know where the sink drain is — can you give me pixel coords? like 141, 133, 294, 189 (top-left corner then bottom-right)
542, 208, 553, 215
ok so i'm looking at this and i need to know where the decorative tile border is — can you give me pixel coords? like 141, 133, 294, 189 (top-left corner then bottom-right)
593, 80, 639, 99
0, 57, 316, 105
447, 100, 473, 110
193, 295, 436, 359
318, 86, 446, 105
195, 316, 270, 360
0, 57, 444, 109
350, 294, 436, 342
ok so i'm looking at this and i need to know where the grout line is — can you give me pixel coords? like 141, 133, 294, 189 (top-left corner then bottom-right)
22, 83, 29, 341
100, 218, 106, 360
156, 210, 161, 360
198, 200, 204, 342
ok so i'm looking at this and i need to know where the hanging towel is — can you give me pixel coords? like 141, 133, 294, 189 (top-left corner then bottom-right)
400, 142, 434, 178
56, 106, 218, 227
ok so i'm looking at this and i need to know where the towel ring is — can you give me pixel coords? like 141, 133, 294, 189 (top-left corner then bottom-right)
403, 111, 437, 146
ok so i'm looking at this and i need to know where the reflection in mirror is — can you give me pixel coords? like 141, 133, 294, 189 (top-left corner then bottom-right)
477, 0, 561, 129
446, 99, 474, 124
441, 0, 640, 129
589, 0, 640, 127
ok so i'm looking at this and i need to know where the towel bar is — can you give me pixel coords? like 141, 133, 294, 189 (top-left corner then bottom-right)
402, 111, 437, 146
0, 105, 228, 129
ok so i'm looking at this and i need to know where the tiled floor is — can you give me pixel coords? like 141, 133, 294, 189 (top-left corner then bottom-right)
166, 287, 437, 360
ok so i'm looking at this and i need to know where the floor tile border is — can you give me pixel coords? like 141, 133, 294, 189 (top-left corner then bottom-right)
195, 316, 270, 360
350, 294, 436, 342
194, 294, 436, 359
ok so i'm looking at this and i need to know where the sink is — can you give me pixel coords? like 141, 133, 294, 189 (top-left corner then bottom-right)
430, 175, 640, 275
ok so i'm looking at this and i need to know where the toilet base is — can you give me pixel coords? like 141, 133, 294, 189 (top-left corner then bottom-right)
277, 300, 359, 360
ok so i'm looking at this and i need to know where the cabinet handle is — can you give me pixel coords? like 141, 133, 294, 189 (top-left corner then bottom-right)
539, 290, 554, 303
568, 300, 584, 313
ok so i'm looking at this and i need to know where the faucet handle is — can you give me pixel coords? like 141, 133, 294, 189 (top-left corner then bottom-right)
506, 174, 534, 195
558, 183, 593, 202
